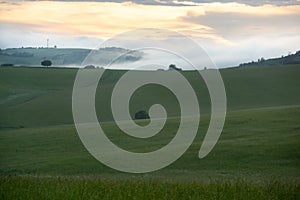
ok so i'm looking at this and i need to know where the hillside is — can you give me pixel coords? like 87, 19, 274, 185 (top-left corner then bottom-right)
1, 47, 299, 69
0, 64, 299, 181
0, 47, 142, 67
0, 64, 299, 128
0, 64, 299, 199
239, 50, 300, 67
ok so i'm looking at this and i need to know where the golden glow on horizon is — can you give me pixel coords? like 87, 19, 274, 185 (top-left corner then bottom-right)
0, 1, 299, 45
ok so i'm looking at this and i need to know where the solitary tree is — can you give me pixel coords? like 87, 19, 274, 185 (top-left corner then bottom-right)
41, 60, 52, 67
169, 64, 182, 71
134, 110, 150, 120
84, 65, 95, 69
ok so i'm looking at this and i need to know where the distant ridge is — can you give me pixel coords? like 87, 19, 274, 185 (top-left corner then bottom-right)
238, 50, 300, 67
0, 47, 299, 68
0, 47, 142, 67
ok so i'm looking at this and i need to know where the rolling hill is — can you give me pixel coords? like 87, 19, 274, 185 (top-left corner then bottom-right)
0, 47, 143, 67
238, 50, 300, 67
0, 64, 299, 128
0, 62, 299, 199
1, 47, 299, 69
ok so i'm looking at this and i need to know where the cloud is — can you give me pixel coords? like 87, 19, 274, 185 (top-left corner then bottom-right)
0, 23, 102, 48
175, 0, 299, 6
177, 3, 300, 67
0, 0, 299, 67
3, 0, 300, 6
0, 1, 206, 37
183, 11, 300, 39
197, 34, 300, 68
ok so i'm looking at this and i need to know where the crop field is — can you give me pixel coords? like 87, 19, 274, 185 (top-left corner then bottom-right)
0, 65, 299, 199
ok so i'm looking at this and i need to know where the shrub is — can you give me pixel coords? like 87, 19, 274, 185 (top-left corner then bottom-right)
41, 60, 52, 67
134, 110, 150, 120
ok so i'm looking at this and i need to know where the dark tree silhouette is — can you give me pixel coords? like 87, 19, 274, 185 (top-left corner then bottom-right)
84, 65, 95, 69
169, 64, 182, 71
134, 110, 150, 120
41, 60, 52, 67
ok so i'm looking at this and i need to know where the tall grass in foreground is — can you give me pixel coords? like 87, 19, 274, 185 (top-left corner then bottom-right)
0, 176, 299, 200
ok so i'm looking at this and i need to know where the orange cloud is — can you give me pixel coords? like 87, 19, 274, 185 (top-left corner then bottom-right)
0, 1, 299, 45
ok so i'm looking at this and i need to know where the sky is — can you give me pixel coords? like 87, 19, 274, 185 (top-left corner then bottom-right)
0, 0, 299, 67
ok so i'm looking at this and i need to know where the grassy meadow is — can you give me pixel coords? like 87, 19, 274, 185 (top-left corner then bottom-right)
0, 65, 299, 199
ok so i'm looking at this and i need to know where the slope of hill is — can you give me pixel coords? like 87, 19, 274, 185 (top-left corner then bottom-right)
239, 50, 300, 67
0, 47, 142, 67
0, 64, 299, 198
1, 47, 299, 69
0, 64, 299, 128
0, 64, 299, 181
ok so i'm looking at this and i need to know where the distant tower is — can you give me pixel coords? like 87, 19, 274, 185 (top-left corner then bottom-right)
47, 38, 49, 48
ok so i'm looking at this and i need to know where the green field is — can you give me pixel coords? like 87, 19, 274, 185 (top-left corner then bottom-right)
0, 65, 300, 199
